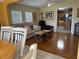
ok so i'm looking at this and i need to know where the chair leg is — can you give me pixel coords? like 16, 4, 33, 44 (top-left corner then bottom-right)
21, 46, 24, 57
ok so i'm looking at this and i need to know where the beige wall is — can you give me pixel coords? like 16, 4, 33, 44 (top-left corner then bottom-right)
8, 4, 40, 24
40, 0, 79, 33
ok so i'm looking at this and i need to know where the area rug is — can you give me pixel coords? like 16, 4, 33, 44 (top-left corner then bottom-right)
15, 46, 66, 59
37, 49, 66, 59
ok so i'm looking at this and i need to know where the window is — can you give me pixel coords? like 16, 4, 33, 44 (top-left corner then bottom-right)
11, 11, 22, 24
25, 12, 33, 22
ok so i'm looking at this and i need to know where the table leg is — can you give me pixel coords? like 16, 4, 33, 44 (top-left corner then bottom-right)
35, 35, 43, 42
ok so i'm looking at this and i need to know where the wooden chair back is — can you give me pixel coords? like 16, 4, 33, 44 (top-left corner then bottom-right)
1, 26, 12, 42
11, 27, 27, 56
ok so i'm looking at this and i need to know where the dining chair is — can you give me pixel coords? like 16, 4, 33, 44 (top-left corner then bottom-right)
11, 27, 27, 56
23, 43, 37, 59
0, 26, 12, 42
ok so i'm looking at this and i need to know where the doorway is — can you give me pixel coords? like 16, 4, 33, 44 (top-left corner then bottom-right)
57, 8, 73, 33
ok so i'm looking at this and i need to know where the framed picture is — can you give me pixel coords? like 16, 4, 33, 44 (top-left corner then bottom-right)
40, 12, 43, 20
77, 8, 79, 17
46, 11, 54, 19
40, 12, 46, 20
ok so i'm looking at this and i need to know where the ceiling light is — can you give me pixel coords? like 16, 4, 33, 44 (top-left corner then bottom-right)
48, 3, 51, 6
47, 1, 54, 6
48, 1, 51, 6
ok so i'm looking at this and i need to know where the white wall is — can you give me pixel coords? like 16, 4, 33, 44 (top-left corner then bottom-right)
40, 0, 79, 34
40, 5, 57, 32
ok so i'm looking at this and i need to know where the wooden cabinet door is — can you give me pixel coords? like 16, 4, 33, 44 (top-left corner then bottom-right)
64, 21, 71, 30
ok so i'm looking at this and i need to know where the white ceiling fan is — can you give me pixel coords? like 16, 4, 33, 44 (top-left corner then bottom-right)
47, 0, 54, 6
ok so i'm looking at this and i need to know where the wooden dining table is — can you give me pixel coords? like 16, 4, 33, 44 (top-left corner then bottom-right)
0, 40, 16, 59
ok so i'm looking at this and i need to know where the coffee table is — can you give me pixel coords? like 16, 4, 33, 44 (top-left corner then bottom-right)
35, 30, 52, 42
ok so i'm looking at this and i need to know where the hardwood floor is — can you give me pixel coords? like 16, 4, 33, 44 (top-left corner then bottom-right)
26, 32, 79, 59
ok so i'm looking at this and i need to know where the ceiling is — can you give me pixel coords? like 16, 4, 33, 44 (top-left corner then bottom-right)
18, 0, 65, 8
